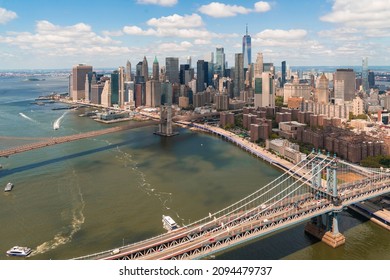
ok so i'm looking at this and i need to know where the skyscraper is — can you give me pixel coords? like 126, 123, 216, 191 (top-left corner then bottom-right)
110, 70, 119, 105
254, 72, 275, 108
334, 69, 356, 104
368, 71, 375, 88
142, 56, 149, 81
71, 64, 93, 101
84, 71, 95, 102
362, 57, 369, 92
316, 73, 329, 104
233, 53, 244, 97
165, 57, 179, 84
146, 80, 161, 107
118, 66, 126, 107
196, 60, 208, 92
179, 64, 190, 84
242, 25, 252, 67
152, 56, 159, 81
126, 60, 132, 82
254, 52, 263, 78
136, 61, 143, 77
215, 47, 225, 77
281, 61, 286, 87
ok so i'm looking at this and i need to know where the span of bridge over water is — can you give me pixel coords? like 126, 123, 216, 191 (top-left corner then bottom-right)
0, 120, 158, 158
72, 152, 390, 260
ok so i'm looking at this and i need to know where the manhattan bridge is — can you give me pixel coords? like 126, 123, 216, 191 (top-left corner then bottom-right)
74, 147, 390, 260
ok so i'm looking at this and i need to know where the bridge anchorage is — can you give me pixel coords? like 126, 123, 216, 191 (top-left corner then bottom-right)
73, 150, 390, 260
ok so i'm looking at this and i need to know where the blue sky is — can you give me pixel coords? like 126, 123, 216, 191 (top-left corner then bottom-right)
0, 0, 389, 69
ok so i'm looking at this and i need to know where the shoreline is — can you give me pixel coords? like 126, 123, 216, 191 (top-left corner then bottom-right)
188, 122, 299, 173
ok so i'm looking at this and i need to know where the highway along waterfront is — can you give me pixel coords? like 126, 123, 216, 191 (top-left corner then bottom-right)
1, 75, 390, 260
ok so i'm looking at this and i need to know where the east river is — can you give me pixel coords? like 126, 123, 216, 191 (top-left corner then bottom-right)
0, 74, 389, 260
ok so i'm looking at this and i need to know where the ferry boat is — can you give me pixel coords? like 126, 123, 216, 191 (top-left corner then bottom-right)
162, 215, 178, 231
4, 182, 13, 192
6, 246, 32, 257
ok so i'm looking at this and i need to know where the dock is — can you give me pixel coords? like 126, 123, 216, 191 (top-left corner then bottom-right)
349, 199, 390, 231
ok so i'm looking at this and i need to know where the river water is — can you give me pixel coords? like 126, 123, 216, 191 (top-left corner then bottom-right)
0, 74, 389, 260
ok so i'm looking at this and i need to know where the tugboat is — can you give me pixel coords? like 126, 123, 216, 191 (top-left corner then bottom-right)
6, 246, 32, 257
4, 182, 13, 192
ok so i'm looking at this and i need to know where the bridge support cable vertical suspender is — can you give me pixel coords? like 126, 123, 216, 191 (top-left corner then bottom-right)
247, 154, 332, 215
197, 155, 336, 246
311, 161, 322, 191
200, 154, 334, 235
185, 152, 319, 228
244, 155, 334, 220
326, 162, 337, 197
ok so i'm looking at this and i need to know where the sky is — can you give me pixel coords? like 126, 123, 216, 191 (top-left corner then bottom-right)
0, 0, 390, 69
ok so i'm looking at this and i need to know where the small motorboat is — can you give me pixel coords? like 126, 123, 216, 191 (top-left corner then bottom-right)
4, 182, 13, 192
6, 246, 32, 257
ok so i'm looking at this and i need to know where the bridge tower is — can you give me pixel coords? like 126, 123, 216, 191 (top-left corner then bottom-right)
322, 159, 346, 247
155, 104, 178, 137
305, 155, 346, 248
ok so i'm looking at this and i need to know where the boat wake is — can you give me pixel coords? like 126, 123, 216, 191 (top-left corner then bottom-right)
53, 111, 68, 130
30, 173, 85, 257
113, 147, 186, 225
19, 112, 38, 123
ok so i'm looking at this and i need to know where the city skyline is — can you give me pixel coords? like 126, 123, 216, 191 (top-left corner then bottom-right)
0, 0, 390, 69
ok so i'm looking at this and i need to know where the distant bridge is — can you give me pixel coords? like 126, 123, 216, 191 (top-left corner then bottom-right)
0, 120, 157, 158
0, 110, 227, 158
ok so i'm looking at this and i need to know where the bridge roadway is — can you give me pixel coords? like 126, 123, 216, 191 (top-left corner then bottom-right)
74, 173, 390, 260
0, 120, 157, 158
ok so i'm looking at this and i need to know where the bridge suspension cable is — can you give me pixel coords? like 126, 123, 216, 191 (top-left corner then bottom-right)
196, 155, 336, 243
185, 152, 326, 229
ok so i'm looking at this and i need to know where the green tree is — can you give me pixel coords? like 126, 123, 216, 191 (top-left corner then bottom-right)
349, 112, 367, 120
235, 115, 243, 129
275, 96, 284, 107
361, 155, 390, 168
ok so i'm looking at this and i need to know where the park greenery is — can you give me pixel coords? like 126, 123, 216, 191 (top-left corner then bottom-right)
360, 155, 390, 168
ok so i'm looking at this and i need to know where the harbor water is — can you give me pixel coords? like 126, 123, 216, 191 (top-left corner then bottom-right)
0, 74, 389, 260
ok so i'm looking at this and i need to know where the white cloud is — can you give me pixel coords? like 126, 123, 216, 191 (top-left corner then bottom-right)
321, 0, 390, 29
147, 13, 203, 28
199, 1, 271, 18
194, 39, 211, 45
198, 2, 251, 18
123, 25, 211, 38
123, 25, 157, 36
136, 0, 178, 7
102, 30, 124, 37
0, 7, 17, 24
255, 29, 307, 40
254, 1, 271, 13
0, 20, 128, 57
318, 28, 362, 41
157, 41, 193, 52
122, 13, 237, 40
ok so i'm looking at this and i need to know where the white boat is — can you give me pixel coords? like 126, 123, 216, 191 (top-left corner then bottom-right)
4, 182, 13, 192
6, 246, 32, 257
162, 215, 178, 231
